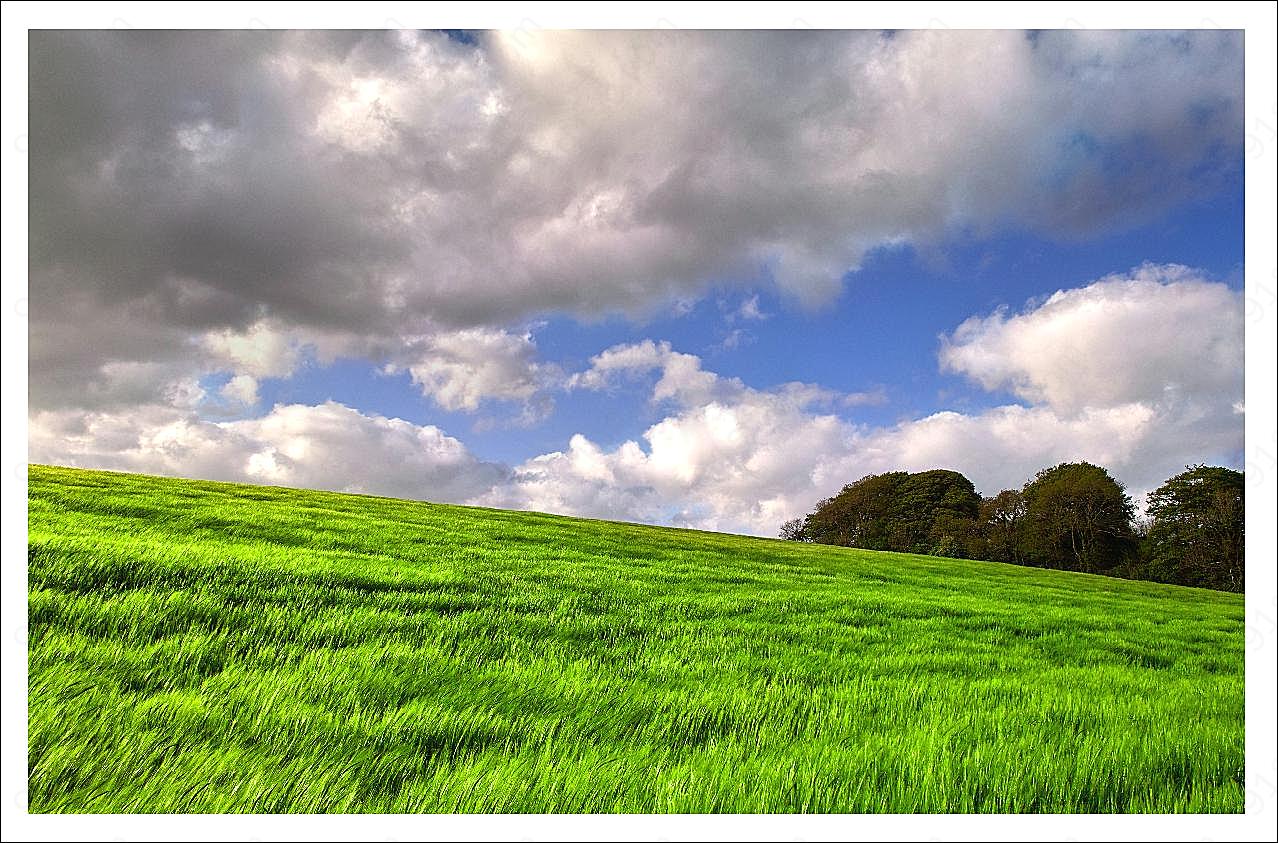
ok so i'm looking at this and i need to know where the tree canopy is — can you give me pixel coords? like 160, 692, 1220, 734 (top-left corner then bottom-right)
1143, 465, 1244, 591
802, 469, 981, 557
1020, 462, 1136, 574
976, 489, 1027, 565
784, 461, 1242, 592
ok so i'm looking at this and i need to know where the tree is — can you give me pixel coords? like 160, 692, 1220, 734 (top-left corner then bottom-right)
1021, 462, 1136, 573
897, 469, 982, 556
800, 469, 980, 558
1143, 465, 1244, 591
778, 517, 809, 541
803, 472, 908, 549
978, 489, 1027, 565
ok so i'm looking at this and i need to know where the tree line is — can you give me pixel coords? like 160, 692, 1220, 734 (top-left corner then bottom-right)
779, 463, 1244, 592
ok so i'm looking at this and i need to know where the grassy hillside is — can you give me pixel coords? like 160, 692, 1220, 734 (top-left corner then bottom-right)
26, 464, 1244, 813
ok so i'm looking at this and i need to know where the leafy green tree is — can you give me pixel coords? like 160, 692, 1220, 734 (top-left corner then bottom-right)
801, 469, 980, 558
803, 472, 908, 549
898, 470, 982, 556
1021, 462, 1136, 573
1143, 465, 1244, 591
778, 517, 809, 542
978, 489, 1028, 565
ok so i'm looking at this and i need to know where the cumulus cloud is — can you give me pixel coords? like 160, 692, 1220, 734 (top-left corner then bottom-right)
29, 30, 1242, 412
27, 267, 1244, 536
386, 326, 559, 417
940, 263, 1244, 413
219, 374, 260, 407
202, 321, 306, 380
568, 339, 740, 406
29, 401, 507, 503
479, 381, 851, 533
482, 267, 1244, 535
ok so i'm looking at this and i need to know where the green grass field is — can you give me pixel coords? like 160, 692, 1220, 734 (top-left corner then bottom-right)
26, 464, 1244, 813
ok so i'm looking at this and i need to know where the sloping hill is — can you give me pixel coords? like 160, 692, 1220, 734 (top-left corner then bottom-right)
26, 464, 1244, 812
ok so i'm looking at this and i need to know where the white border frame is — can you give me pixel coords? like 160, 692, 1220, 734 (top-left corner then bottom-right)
3, 3, 1274, 840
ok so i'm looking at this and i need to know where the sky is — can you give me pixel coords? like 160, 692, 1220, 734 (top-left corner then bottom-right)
26, 28, 1246, 537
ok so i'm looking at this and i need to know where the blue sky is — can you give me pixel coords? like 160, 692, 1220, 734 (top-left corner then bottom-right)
27, 29, 1247, 535
249, 175, 1244, 467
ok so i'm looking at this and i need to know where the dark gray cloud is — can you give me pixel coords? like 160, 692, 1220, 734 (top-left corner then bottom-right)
29, 29, 1242, 412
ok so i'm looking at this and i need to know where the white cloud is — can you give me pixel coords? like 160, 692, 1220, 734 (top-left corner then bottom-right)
716, 328, 749, 351
940, 264, 1244, 413
483, 268, 1244, 534
841, 387, 890, 408
859, 403, 1161, 496
219, 374, 260, 406
478, 392, 852, 534
712, 296, 768, 351
29, 401, 507, 503
28, 267, 1244, 538
387, 326, 558, 416
39, 311, 559, 426
483, 382, 1233, 537
568, 339, 741, 406
202, 320, 305, 380
488, 342, 868, 532
734, 295, 767, 322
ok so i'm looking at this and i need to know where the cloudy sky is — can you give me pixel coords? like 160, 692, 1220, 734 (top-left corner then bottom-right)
27, 28, 1245, 536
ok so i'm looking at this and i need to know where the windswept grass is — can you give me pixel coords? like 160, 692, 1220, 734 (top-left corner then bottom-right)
27, 464, 1244, 812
